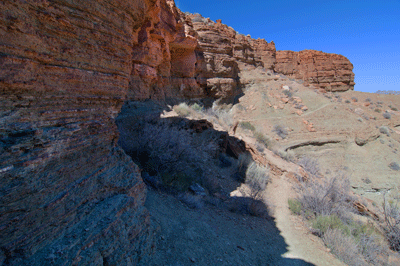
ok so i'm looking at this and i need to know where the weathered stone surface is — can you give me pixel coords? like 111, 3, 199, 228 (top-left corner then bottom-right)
1, 0, 155, 264
187, 14, 276, 100
275, 50, 355, 92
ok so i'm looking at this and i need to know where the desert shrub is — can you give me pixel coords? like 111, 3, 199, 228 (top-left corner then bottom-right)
275, 149, 296, 162
358, 233, 388, 265
203, 103, 233, 129
190, 103, 204, 112
365, 98, 372, 103
283, 90, 293, 98
383, 197, 400, 251
213, 107, 233, 127
191, 14, 204, 23
323, 229, 365, 266
383, 112, 392, 119
312, 214, 388, 265
379, 126, 390, 136
254, 131, 271, 147
351, 97, 358, 102
174, 103, 191, 117
362, 114, 370, 121
255, 143, 265, 152
298, 157, 320, 178
245, 162, 269, 199
127, 118, 217, 191
345, 100, 351, 104
389, 162, 400, 171
234, 153, 253, 182
239, 121, 256, 132
312, 214, 347, 236
390, 106, 398, 111
272, 124, 288, 139
375, 108, 382, 113
296, 175, 354, 218
288, 198, 302, 215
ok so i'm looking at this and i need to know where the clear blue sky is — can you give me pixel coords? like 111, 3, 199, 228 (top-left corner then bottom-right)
176, 0, 400, 93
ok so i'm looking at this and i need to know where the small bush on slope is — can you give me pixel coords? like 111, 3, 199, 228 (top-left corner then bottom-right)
173, 102, 192, 117
128, 118, 218, 191
272, 124, 288, 139
254, 131, 271, 148
298, 157, 321, 178
245, 162, 269, 200
288, 198, 302, 215
389, 162, 400, 171
233, 161, 271, 218
379, 126, 391, 137
239, 121, 256, 132
383, 112, 392, 119
289, 173, 389, 265
323, 229, 365, 265
383, 196, 400, 251
297, 174, 354, 218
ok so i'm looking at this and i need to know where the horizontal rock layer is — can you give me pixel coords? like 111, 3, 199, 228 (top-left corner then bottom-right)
275, 50, 355, 92
128, 8, 277, 101
0, 0, 155, 264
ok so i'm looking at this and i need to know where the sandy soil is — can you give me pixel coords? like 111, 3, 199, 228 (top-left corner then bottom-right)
142, 188, 315, 266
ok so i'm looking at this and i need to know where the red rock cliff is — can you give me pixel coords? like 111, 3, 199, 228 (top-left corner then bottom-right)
128, 9, 276, 101
275, 50, 355, 91
0, 0, 156, 264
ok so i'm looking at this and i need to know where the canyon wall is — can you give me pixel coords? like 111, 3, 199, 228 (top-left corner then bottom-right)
275, 50, 355, 92
0, 0, 156, 264
129, 9, 276, 101
0, 0, 355, 264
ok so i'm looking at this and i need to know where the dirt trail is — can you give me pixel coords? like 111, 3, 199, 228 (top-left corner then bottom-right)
142, 189, 315, 266
266, 174, 345, 266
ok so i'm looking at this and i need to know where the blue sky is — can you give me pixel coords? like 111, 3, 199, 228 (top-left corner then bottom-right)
176, 0, 400, 93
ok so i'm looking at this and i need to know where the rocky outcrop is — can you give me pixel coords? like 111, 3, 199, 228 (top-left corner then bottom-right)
129, 10, 276, 102
187, 15, 276, 100
0, 0, 156, 264
275, 50, 355, 92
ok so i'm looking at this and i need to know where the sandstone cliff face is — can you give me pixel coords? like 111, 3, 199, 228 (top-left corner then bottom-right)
187, 14, 276, 99
128, 9, 277, 102
0, 0, 155, 264
275, 50, 355, 92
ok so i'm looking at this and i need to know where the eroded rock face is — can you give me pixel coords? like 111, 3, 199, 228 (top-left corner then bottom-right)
188, 15, 276, 100
275, 50, 355, 92
128, 9, 277, 102
0, 0, 155, 264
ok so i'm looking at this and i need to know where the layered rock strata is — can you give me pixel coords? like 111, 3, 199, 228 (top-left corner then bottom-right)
129, 10, 276, 101
0, 0, 156, 264
275, 50, 355, 92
